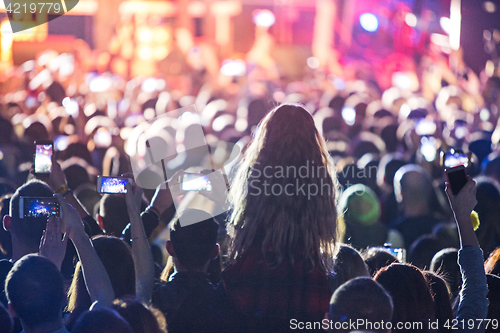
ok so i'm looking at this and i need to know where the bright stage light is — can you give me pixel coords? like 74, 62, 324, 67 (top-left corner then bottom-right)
220, 59, 246, 76
253, 9, 275, 28
307, 57, 320, 69
359, 13, 378, 32
405, 13, 417, 27
484, 1, 496, 13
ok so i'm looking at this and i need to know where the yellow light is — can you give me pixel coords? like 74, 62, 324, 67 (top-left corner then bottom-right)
0, 20, 13, 62
154, 46, 169, 60
137, 46, 153, 60
136, 27, 153, 43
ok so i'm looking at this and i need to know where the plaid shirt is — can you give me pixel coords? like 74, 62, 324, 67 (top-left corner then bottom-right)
221, 245, 333, 326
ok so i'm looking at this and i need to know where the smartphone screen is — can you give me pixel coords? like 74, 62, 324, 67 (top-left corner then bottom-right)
34, 142, 53, 175
445, 165, 467, 195
372, 247, 406, 263
19, 197, 60, 219
97, 176, 131, 194
181, 173, 212, 191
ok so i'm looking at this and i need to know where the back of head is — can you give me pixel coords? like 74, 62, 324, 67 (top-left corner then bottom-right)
408, 234, 445, 270
331, 245, 370, 291
67, 236, 135, 325
393, 164, 433, 206
377, 153, 406, 190
362, 249, 399, 277
329, 277, 393, 333
112, 297, 163, 333
374, 263, 435, 331
5, 254, 64, 328
100, 195, 131, 236
170, 209, 218, 270
486, 274, 500, 333
9, 180, 54, 247
423, 271, 453, 327
63, 164, 90, 191
230, 103, 339, 271
72, 309, 133, 333
430, 248, 461, 298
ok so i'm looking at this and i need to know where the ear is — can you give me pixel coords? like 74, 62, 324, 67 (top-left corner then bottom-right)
3, 215, 11, 232
97, 215, 104, 230
8, 302, 17, 318
211, 243, 220, 261
166, 240, 176, 258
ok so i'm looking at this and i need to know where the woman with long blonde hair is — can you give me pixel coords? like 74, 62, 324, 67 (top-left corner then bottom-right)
222, 104, 340, 331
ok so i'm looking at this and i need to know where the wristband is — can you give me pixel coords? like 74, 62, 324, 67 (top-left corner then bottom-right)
55, 184, 68, 194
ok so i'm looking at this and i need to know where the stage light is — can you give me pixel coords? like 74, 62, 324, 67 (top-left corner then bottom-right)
359, 13, 378, 32
307, 57, 320, 69
220, 59, 246, 76
405, 13, 417, 27
62, 97, 79, 117
484, 1, 496, 13
253, 9, 275, 28
137, 46, 153, 60
440, 17, 451, 34
342, 106, 356, 126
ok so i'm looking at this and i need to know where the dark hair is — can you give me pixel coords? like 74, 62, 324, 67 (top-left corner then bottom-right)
362, 248, 399, 277
485, 246, 500, 277
72, 309, 133, 333
9, 180, 54, 247
5, 255, 64, 328
331, 245, 369, 291
430, 248, 461, 299
170, 209, 218, 270
63, 164, 90, 191
112, 297, 164, 333
486, 274, 500, 333
66, 236, 135, 329
374, 263, 435, 332
0, 300, 13, 333
99, 195, 131, 236
408, 234, 445, 270
423, 271, 453, 333
329, 277, 393, 333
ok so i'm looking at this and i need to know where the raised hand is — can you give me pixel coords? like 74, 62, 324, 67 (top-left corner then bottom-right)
54, 193, 86, 241
39, 216, 69, 270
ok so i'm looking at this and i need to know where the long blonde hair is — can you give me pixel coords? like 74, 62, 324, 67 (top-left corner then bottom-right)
229, 104, 340, 272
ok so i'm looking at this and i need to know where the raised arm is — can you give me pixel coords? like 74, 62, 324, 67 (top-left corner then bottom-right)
55, 193, 115, 309
125, 181, 155, 305
445, 178, 489, 330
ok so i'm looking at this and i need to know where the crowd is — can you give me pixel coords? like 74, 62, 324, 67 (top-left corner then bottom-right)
0, 37, 499, 333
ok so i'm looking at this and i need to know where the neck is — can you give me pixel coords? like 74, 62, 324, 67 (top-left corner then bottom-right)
22, 319, 65, 333
11, 235, 39, 262
403, 202, 430, 217
173, 259, 210, 273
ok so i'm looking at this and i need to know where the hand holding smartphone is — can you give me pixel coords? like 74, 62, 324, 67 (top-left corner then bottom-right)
445, 165, 468, 195
19, 197, 60, 219
97, 176, 132, 194
34, 141, 53, 176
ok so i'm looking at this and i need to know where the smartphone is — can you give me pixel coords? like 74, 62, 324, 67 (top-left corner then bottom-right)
19, 196, 60, 219
445, 165, 468, 195
372, 246, 406, 263
34, 141, 53, 175
97, 176, 132, 194
181, 173, 212, 191
442, 151, 469, 168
